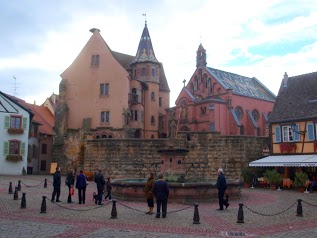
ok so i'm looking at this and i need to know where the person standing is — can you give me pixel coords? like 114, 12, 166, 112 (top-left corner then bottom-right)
51, 166, 61, 202
94, 170, 105, 205
104, 177, 112, 201
152, 173, 169, 218
216, 168, 229, 210
75, 170, 87, 204
66, 169, 75, 203
144, 172, 155, 215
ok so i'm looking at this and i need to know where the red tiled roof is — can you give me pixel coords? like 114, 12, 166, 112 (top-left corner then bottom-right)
5, 95, 54, 135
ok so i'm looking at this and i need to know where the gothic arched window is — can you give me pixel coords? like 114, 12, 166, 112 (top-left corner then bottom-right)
235, 106, 243, 120
252, 109, 259, 121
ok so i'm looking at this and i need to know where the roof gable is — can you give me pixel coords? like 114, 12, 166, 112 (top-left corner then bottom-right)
269, 71, 317, 122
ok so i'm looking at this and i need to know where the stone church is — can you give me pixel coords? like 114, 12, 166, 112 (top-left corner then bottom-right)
168, 44, 276, 137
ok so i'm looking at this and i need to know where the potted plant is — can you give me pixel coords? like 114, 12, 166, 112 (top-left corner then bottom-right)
294, 171, 309, 192
264, 169, 281, 190
241, 167, 253, 188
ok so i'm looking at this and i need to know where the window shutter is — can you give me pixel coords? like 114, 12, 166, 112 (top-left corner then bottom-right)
4, 116, 9, 129
30, 145, 33, 158
20, 142, 26, 156
307, 123, 315, 141
294, 124, 300, 141
22, 117, 28, 130
3, 141, 9, 155
275, 126, 281, 143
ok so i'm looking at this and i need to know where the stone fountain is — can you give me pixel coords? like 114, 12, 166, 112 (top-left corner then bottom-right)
111, 142, 241, 203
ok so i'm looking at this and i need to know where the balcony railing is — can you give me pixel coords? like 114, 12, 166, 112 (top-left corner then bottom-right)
128, 93, 139, 104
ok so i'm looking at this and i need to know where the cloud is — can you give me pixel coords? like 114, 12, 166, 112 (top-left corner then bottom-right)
1, 0, 317, 107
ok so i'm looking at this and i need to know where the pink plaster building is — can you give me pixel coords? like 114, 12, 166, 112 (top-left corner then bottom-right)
54, 22, 170, 140
168, 44, 276, 137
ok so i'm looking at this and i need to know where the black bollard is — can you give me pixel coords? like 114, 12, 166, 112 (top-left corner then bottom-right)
44, 179, 47, 188
13, 187, 19, 200
193, 203, 200, 224
111, 199, 117, 219
296, 199, 303, 217
17, 180, 21, 191
8, 182, 13, 194
21, 193, 26, 209
40, 196, 47, 213
237, 203, 244, 223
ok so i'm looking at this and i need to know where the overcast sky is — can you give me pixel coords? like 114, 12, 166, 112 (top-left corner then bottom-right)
1, 0, 317, 106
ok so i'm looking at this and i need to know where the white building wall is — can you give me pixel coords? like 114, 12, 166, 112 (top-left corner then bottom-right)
0, 95, 29, 175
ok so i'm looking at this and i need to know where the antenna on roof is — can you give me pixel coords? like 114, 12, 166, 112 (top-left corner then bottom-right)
12, 76, 20, 97
143, 13, 147, 25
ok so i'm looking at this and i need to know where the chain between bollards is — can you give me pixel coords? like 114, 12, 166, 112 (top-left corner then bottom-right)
21, 193, 26, 209
193, 203, 200, 224
111, 199, 117, 219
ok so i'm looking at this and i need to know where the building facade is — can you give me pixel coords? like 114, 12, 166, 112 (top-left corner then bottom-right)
54, 22, 170, 144
168, 44, 276, 137
0, 92, 30, 175
250, 72, 317, 179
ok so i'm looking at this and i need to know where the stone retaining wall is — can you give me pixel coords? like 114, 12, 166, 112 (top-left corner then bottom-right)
52, 130, 270, 181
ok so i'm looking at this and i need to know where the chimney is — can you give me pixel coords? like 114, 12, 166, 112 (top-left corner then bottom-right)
283, 72, 288, 87
90, 28, 100, 33
34, 101, 36, 105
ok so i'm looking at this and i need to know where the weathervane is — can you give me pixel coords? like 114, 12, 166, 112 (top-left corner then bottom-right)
143, 13, 147, 24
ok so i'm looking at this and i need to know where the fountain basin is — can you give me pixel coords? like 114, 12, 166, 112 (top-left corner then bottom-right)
112, 179, 241, 203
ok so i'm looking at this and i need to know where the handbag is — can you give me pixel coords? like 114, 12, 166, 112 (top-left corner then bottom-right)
70, 186, 74, 196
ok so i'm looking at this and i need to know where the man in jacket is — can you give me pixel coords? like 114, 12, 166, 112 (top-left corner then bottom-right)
216, 168, 229, 210
152, 173, 169, 218
51, 166, 61, 202
94, 170, 105, 205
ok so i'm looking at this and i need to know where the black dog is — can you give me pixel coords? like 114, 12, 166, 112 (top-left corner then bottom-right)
93, 192, 98, 204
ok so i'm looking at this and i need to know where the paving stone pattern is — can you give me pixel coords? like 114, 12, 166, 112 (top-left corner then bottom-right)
0, 175, 317, 238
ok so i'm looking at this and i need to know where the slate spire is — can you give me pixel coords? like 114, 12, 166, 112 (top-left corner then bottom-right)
132, 21, 158, 63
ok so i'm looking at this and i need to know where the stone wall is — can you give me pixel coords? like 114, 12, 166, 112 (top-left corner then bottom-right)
52, 130, 270, 180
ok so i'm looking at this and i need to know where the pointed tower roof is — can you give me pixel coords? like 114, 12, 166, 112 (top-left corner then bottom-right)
132, 21, 159, 64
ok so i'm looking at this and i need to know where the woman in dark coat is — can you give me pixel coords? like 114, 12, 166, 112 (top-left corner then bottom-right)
66, 169, 75, 203
75, 170, 87, 204
144, 172, 155, 215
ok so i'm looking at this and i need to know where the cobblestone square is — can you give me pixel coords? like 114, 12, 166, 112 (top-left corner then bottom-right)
1, 175, 317, 238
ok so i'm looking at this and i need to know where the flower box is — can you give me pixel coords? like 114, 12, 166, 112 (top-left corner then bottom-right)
280, 142, 297, 153
6, 154, 23, 162
7, 128, 24, 135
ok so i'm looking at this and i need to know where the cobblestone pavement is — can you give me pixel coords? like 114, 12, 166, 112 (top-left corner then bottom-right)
0, 175, 317, 237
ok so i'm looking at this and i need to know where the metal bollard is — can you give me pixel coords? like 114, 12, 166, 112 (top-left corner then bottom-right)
237, 203, 244, 223
17, 180, 21, 191
296, 199, 303, 217
21, 193, 26, 209
44, 179, 47, 188
8, 182, 13, 194
13, 187, 19, 200
111, 199, 117, 219
40, 196, 47, 213
193, 203, 200, 224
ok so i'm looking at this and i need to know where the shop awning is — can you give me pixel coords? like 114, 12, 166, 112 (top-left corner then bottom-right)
249, 155, 317, 167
